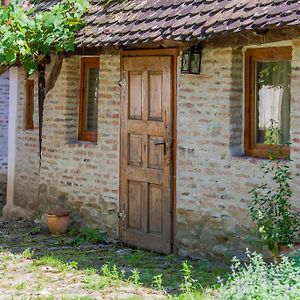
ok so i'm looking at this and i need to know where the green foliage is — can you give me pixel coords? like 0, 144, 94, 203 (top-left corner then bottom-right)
22, 248, 35, 259
180, 261, 197, 296
152, 274, 164, 292
128, 268, 141, 286
0, 0, 89, 74
248, 159, 300, 257
101, 263, 125, 282
70, 226, 107, 245
217, 251, 300, 299
265, 119, 282, 145
34, 255, 78, 272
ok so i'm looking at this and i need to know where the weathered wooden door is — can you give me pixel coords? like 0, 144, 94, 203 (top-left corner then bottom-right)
120, 55, 173, 253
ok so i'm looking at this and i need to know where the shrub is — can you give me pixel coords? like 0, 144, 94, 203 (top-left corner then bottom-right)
216, 251, 300, 300
248, 159, 300, 257
70, 226, 107, 245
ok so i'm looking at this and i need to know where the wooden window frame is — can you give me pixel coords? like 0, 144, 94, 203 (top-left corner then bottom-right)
25, 79, 34, 130
244, 47, 292, 159
78, 57, 99, 142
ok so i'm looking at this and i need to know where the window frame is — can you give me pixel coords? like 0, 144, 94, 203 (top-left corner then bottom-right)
78, 57, 100, 142
25, 79, 34, 130
244, 47, 292, 159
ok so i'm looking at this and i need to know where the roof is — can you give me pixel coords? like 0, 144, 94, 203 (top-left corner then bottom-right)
38, 0, 300, 47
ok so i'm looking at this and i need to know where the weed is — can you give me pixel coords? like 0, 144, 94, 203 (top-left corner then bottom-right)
216, 251, 300, 299
128, 268, 141, 286
29, 226, 42, 235
180, 261, 197, 296
84, 275, 110, 290
34, 255, 78, 272
82, 268, 97, 276
68, 261, 78, 270
70, 226, 106, 245
152, 274, 164, 292
101, 263, 125, 281
124, 249, 145, 265
16, 282, 26, 291
22, 248, 35, 259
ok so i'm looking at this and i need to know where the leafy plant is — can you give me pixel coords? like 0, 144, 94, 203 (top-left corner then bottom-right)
265, 119, 282, 145
217, 251, 300, 299
180, 261, 197, 296
101, 263, 125, 282
248, 159, 300, 258
152, 274, 164, 292
22, 248, 35, 259
0, 0, 89, 74
128, 268, 141, 286
70, 226, 107, 245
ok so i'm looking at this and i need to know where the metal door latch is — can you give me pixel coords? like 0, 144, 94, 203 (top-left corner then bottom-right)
155, 140, 167, 155
118, 211, 127, 220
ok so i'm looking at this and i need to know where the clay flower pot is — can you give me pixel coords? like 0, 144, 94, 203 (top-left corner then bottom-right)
270, 242, 300, 263
47, 209, 70, 236
279, 243, 300, 256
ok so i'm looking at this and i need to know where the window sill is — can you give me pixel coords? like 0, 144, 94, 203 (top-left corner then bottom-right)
229, 155, 290, 163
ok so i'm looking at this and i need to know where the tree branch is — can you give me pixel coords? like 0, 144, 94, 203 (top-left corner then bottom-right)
45, 54, 63, 96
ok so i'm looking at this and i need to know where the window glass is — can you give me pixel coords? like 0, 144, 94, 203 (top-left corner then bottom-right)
255, 60, 291, 145
84, 67, 99, 132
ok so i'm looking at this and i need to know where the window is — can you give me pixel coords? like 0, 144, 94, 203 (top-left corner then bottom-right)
245, 47, 292, 158
25, 79, 34, 130
79, 57, 100, 142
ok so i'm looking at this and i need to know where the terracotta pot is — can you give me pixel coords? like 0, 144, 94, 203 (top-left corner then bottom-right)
280, 242, 300, 256
47, 209, 70, 236
270, 242, 300, 263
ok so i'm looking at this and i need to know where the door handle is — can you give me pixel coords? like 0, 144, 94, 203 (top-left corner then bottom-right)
155, 140, 167, 155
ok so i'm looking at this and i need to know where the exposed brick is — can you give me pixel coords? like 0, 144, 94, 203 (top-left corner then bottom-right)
12, 40, 300, 260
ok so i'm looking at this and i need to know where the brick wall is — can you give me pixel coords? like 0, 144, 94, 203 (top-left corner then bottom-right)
0, 71, 9, 188
37, 55, 120, 237
176, 42, 300, 260
12, 40, 300, 259
14, 68, 40, 209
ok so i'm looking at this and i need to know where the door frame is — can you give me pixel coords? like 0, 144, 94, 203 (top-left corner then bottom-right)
119, 48, 178, 254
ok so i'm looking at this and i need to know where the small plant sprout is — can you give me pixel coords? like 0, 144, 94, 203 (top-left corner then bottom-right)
180, 261, 197, 296
128, 269, 141, 286
152, 274, 164, 292
101, 264, 125, 282
22, 248, 35, 259
68, 261, 78, 270
71, 226, 107, 246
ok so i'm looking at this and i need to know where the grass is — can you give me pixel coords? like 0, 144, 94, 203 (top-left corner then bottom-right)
0, 221, 230, 298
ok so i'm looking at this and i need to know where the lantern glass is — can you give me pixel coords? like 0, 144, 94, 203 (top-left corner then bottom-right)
181, 48, 201, 74
181, 52, 190, 73
190, 52, 201, 74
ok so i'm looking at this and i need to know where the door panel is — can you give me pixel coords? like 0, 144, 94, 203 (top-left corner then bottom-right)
120, 56, 172, 253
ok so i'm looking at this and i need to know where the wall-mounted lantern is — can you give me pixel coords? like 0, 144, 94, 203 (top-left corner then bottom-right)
181, 46, 202, 74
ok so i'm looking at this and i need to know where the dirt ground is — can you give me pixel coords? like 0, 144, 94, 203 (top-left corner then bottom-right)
0, 220, 228, 299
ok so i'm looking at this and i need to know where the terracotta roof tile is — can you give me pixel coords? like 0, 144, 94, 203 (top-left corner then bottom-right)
37, 0, 300, 47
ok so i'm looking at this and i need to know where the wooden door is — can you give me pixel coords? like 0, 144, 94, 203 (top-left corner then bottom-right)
120, 56, 173, 253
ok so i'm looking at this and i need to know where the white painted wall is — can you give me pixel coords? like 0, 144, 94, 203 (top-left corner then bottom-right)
6, 67, 18, 207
